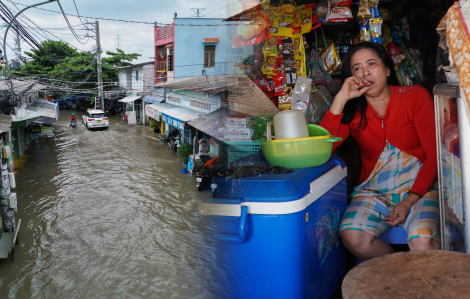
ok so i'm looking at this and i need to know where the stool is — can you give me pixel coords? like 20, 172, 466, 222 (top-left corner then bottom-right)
343, 250, 470, 299
356, 226, 408, 264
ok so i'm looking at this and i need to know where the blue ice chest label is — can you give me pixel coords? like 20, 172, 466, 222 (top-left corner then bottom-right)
317, 209, 341, 265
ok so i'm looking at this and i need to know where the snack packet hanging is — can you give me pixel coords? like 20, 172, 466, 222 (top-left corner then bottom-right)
293, 34, 302, 55
387, 43, 405, 65
273, 73, 287, 96
370, 0, 382, 18
370, 17, 383, 44
321, 43, 341, 75
326, 0, 352, 23
329, 0, 352, 7
293, 5, 304, 34
301, 4, 316, 34
359, 18, 371, 42
358, 0, 371, 19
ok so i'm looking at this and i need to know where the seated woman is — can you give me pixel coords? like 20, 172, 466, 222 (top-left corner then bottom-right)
319, 42, 441, 261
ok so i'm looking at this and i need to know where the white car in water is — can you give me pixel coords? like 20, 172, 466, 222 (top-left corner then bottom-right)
82, 109, 109, 129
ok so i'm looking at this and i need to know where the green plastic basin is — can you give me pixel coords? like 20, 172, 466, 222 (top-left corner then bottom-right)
260, 130, 342, 168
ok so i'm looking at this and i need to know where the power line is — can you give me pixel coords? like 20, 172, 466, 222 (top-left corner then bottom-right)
4, 0, 237, 26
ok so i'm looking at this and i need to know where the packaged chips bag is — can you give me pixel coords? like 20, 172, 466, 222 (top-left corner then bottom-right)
358, 0, 371, 19
273, 73, 287, 96
293, 5, 304, 34
301, 3, 317, 34
321, 43, 341, 75
370, 17, 383, 44
326, 0, 353, 23
370, 0, 382, 18
359, 18, 371, 42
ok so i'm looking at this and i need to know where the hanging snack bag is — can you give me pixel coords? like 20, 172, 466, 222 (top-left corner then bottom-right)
358, 0, 371, 19
370, 0, 382, 18
387, 43, 405, 65
278, 94, 292, 111
330, 0, 352, 7
359, 18, 371, 42
301, 4, 316, 34
273, 73, 287, 96
265, 53, 278, 72
370, 17, 383, 44
321, 43, 341, 75
293, 5, 304, 34
326, 0, 353, 23
293, 34, 302, 55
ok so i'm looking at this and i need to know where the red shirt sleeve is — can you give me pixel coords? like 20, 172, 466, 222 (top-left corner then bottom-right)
319, 110, 350, 152
409, 88, 437, 196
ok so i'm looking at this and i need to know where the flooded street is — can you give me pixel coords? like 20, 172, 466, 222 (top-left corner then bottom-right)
0, 111, 219, 299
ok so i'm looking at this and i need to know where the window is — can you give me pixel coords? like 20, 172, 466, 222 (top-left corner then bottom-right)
204, 45, 216, 68
91, 113, 105, 119
135, 70, 139, 81
168, 48, 174, 71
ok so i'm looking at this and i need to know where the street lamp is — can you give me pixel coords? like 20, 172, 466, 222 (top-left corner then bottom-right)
3, 0, 58, 94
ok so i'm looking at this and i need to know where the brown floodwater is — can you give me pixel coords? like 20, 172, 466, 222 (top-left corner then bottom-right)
0, 110, 221, 299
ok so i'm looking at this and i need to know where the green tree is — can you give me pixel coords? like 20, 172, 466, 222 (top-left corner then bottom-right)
103, 48, 141, 67
17, 40, 142, 90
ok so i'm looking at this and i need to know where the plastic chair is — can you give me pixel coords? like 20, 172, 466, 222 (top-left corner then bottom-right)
356, 226, 408, 264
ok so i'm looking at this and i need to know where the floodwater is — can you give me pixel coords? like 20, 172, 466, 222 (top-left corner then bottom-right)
0, 111, 220, 299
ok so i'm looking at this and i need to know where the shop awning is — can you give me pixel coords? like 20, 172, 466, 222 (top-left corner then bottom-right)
143, 89, 165, 104
162, 107, 208, 130
165, 43, 174, 48
118, 95, 142, 103
155, 75, 231, 93
12, 98, 58, 126
145, 102, 178, 120
186, 109, 230, 139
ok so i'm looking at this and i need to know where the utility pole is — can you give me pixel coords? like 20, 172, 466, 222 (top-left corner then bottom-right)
95, 21, 103, 112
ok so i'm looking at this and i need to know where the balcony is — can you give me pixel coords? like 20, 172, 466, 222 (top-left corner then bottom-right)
156, 61, 167, 72
155, 25, 174, 43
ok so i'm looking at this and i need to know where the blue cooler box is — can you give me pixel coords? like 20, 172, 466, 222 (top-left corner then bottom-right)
199, 155, 348, 299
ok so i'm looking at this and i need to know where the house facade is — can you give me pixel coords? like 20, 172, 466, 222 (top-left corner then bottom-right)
117, 61, 155, 96
154, 18, 254, 83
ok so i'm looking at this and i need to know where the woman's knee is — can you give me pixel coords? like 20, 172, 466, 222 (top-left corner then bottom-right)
340, 230, 374, 250
408, 237, 441, 251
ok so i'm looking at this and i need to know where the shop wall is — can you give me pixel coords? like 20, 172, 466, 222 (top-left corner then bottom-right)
174, 18, 254, 78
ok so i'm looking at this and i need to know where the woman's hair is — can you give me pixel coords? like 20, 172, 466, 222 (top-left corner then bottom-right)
340, 42, 399, 131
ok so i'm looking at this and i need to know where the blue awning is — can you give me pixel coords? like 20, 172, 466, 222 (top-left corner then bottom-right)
161, 107, 207, 130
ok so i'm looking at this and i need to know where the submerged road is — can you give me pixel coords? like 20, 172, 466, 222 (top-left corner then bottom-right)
0, 110, 220, 298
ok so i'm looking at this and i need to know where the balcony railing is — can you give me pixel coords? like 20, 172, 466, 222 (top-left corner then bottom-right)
156, 61, 167, 71
155, 25, 174, 41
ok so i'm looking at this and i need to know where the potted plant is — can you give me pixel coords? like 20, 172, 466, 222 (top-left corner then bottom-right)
177, 143, 193, 166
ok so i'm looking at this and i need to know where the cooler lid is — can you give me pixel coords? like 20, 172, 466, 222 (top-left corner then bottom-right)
211, 155, 345, 203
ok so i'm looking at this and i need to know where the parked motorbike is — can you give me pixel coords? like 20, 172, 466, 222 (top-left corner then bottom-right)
169, 136, 181, 151
196, 155, 219, 191
106, 108, 118, 116
69, 120, 77, 128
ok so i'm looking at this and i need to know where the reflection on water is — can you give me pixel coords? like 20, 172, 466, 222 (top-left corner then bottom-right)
0, 111, 220, 299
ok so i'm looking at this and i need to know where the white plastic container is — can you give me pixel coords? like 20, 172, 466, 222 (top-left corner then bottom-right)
273, 110, 309, 140
8, 172, 15, 189
9, 193, 16, 212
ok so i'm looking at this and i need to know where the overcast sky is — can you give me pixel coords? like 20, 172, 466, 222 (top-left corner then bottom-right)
2, 0, 246, 64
